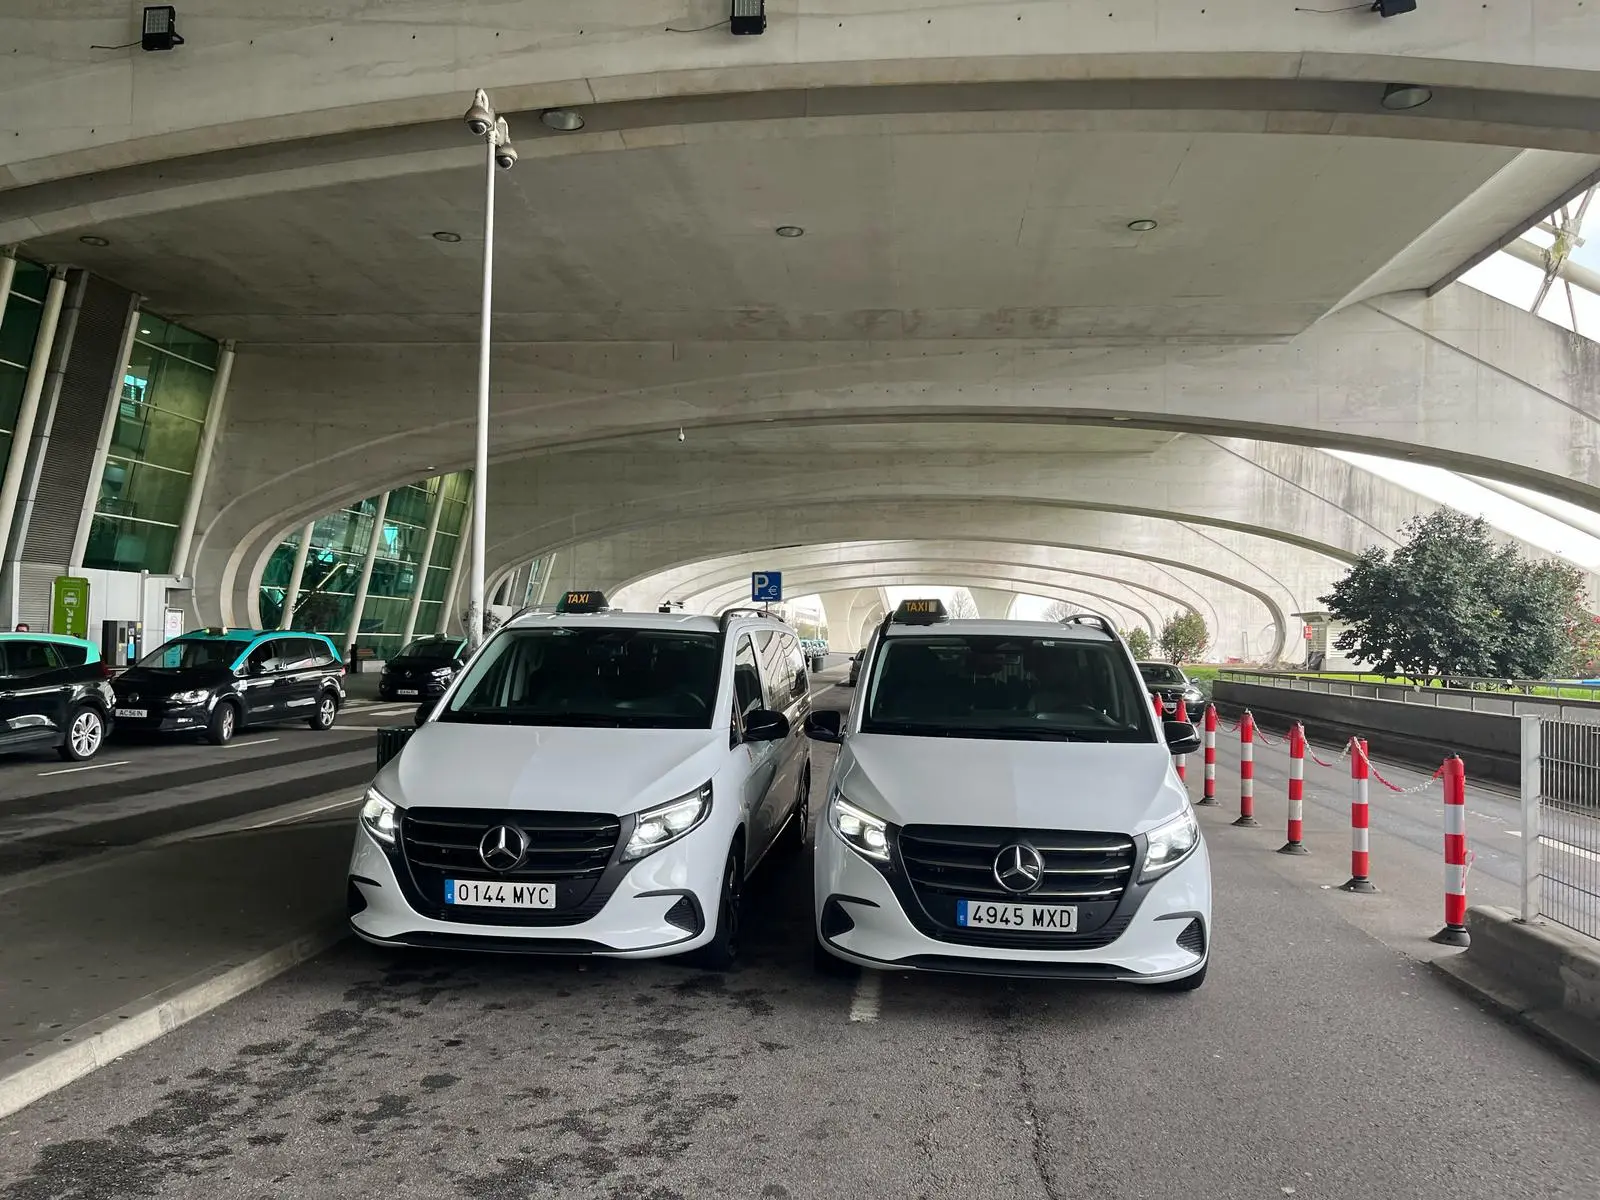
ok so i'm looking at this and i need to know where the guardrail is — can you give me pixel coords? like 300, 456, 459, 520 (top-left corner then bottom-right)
1217, 669, 1600, 726
1521, 717, 1600, 941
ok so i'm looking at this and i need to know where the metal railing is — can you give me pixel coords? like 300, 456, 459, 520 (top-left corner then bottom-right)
1521, 716, 1600, 941
1219, 669, 1600, 725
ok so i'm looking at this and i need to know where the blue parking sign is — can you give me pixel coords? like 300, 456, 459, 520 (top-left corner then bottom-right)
751, 572, 782, 603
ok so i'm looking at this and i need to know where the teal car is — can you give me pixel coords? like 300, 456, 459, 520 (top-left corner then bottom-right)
0, 632, 115, 761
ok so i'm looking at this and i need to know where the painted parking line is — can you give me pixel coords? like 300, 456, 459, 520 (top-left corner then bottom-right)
37, 760, 132, 778
225, 738, 280, 749
848, 970, 882, 1023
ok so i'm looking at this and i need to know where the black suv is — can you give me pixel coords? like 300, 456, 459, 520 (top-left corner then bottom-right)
1137, 660, 1205, 718
111, 629, 346, 745
0, 634, 116, 761
378, 635, 467, 701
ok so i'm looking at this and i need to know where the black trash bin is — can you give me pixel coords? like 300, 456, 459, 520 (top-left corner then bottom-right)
810, 653, 826, 673
376, 725, 414, 771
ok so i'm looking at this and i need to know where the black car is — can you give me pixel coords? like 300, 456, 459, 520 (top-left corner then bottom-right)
378, 635, 467, 701
845, 650, 863, 687
1137, 660, 1205, 718
0, 633, 115, 761
111, 629, 346, 745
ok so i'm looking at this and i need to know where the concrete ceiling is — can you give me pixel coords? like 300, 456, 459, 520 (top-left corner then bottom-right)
608, 423, 1179, 455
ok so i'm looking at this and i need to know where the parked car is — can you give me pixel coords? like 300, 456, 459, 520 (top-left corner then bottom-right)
0, 632, 115, 761
845, 650, 863, 687
379, 635, 468, 701
1137, 661, 1206, 717
111, 628, 346, 744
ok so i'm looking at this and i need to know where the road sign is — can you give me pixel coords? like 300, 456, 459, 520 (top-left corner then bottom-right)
1303, 623, 1314, 640
752, 572, 782, 603
51, 576, 90, 639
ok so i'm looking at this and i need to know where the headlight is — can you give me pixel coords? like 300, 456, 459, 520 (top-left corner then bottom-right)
170, 689, 210, 706
1184, 687, 1203, 703
623, 783, 712, 861
430, 666, 453, 677
1140, 808, 1200, 882
360, 787, 402, 846
829, 793, 890, 863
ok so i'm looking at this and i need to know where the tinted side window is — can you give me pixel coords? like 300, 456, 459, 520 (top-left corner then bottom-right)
783, 634, 808, 697
733, 636, 763, 718
247, 640, 285, 673
8, 641, 61, 676
759, 630, 793, 710
52, 642, 89, 667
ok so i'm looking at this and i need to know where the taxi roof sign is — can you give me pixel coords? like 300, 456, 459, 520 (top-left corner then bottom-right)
556, 589, 609, 614
891, 598, 948, 625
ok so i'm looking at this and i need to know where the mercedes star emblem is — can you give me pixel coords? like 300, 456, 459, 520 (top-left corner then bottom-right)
478, 824, 528, 872
993, 843, 1045, 894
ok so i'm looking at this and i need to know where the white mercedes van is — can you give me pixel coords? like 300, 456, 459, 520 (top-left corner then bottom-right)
805, 599, 1210, 989
348, 591, 812, 968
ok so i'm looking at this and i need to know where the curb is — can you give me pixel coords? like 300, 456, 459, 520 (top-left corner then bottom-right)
0, 921, 348, 1121
1431, 953, 1600, 1080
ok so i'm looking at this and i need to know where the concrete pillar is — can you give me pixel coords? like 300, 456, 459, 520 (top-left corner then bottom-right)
399, 476, 446, 646
344, 491, 389, 655
69, 297, 141, 569
0, 268, 67, 567
279, 521, 315, 629
436, 503, 472, 635
0, 249, 15, 334
168, 341, 234, 578
968, 586, 1016, 620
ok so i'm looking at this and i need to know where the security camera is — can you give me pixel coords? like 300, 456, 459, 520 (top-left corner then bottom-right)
464, 89, 494, 137
495, 143, 518, 170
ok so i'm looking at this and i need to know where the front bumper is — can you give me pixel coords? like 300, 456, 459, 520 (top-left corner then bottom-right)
815, 832, 1210, 981
378, 676, 449, 700
109, 700, 211, 734
347, 825, 718, 957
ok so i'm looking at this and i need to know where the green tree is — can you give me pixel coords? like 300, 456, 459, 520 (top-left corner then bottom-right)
1320, 510, 1590, 679
1160, 612, 1209, 664
1123, 627, 1154, 659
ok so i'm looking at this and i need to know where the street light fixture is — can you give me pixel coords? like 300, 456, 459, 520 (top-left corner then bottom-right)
462, 88, 517, 650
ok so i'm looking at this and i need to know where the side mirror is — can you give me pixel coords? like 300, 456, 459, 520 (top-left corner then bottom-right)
743, 708, 791, 743
414, 699, 439, 727
804, 710, 844, 744
1164, 720, 1202, 757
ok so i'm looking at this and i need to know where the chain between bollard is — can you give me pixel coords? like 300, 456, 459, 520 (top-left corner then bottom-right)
1369, 762, 1445, 795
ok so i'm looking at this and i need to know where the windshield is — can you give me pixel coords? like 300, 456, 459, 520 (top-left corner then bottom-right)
1138, 663, 1186, 686
862, 635, 1155, 742
137, 638, 238, 671
398, 637, 461, 661
440, 627, 722, 729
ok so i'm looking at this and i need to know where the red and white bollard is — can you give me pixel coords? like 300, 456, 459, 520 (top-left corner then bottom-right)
1198, 704, 1219, 806
1175, 698, 1189, 783
1431, 756, 1470, 946
1278, 722, 1309, 855
1151, 690, 1164, 720
1233, 709, 1259, 827
1340, 737, 1377, 892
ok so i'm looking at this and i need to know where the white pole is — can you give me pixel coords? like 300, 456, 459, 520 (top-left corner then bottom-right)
0, 268, 67, 566
345, 491, 390, 658
468, 134, 495, 650
70, 299, 141, 569
438, 501, 472, 635
400, 476, 446, 645
1519, 715, 1542, 924
168, 341, 234, 577
279, 520, 316, 629
0, 249, 16, 332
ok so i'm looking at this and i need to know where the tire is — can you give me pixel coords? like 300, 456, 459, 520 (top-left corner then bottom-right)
775, 761, 811, 856
689, 841, 744, 971
308, 690, 339, 730
57, 705, 106, 762
1155, 962, 1207, 992
206, 700, 238, 745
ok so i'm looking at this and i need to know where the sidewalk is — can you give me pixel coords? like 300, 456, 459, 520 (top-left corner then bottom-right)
0, 809, 356, 1119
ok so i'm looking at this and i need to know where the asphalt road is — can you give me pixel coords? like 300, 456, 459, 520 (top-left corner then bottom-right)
2, 681, 1599, 1198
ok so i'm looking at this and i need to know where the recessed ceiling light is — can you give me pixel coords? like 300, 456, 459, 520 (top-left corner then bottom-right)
140, 328, 151, 335
540, 108, 585, 132
78, 235, 109, 247
775, 226, 804, 238
1127, 219, 1158, 232
432, 231, 462, 243
1381, 82, 1432, 111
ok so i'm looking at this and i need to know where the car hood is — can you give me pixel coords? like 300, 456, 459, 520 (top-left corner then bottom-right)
379, 723, 727, 815
113, 667, 229, 694
836, 734, 1186, 835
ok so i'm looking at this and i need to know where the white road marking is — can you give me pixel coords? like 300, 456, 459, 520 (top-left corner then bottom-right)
225, 738, 280, 749
848, 970, 882, 1023
241, 795, 363, 831
1505, 829, 1600, 864
37, 760, 131, 777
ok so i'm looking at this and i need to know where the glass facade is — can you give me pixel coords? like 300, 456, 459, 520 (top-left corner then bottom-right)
0, 258, 49, 497
83, 312, 221, 573
259, 472, 474, 653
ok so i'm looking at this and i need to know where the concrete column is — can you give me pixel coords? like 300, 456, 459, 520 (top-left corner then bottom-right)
279, 520, 315, 629
0, 249, 15, 333
344, 491, 389, 654
168, 341, 234, 577
398, 476, 446, 645
968, 586, 1016, 620
0, 268, 67, 567
533, 552, 556, 608
437, 503, 472, 635
69, 297, 141, 569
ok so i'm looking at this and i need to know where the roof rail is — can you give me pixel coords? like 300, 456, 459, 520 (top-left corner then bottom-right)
719, 606, 766, 632
1062, 613, 1118, 637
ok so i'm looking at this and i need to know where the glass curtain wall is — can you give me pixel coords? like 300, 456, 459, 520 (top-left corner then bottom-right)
83, 313, 220, 572
0, 258, 49, 496
259, 472, 472, 653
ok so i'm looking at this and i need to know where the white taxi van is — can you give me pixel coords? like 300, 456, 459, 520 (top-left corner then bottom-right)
348, 591, 813, 968
804, 599, 1210, 989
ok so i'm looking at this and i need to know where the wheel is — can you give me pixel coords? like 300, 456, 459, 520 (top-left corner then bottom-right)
812, 935, 858, 978
775, 762, 811, 856
308, 691, 339, 730
206, 700, 238, 745
57, 706, 106, 762
1155, 962, 1207, 992
689, 842, 744, 971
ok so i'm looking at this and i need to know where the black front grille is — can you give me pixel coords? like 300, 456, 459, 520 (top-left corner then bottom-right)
396, 807, 625, 926
1176, 917, 1206, 957
893, 825, 1139, 950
